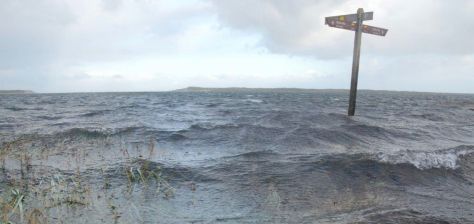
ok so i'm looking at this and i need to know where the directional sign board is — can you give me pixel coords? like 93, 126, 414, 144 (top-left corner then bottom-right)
324, 9, 388, 116
325, 12, 373, 25
326, 20, 357, 31
327, 20, 388, 36
361, 24, 388, 36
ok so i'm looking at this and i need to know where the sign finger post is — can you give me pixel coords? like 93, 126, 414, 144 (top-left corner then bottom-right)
325, 8, 388, 116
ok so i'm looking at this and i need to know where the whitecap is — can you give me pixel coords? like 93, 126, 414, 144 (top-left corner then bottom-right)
376, 146, 474, 170
244, 99, 263, 103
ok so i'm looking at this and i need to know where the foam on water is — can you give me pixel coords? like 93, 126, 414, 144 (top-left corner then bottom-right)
377, 146, 474, 169
244, 98, 263, 103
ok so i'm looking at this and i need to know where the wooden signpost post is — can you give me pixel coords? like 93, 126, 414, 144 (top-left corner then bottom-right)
325, 8, 388, 116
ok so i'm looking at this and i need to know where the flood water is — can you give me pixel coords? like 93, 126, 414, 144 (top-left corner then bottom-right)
1, 90, 474, 223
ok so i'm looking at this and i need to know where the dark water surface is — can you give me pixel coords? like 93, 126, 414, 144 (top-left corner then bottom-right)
1, 90, 474, 223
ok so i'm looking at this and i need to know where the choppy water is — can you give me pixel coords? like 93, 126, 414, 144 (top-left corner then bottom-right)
1, 90, 474, 223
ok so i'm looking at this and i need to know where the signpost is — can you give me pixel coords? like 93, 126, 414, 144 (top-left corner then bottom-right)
325, 8, 388, 116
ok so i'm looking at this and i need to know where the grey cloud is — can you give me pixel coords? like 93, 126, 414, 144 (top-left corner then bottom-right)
101, 0, 123, 11
210, 0, 474, 58
69, 72, 92, 80
0, 0, 212, 67
0, 0, 76, 69
208, 0, 474, 93
358, 54, 474, 93
0, 0, 472, 93
210, 0, 349, 58
112, 74, 124, 79
0, 0, 213, 92
56, 1, 213, 63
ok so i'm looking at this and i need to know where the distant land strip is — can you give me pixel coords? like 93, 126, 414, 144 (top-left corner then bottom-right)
172, 87, 471, 95
0, 90, 35, 94
172, 86, 347, 93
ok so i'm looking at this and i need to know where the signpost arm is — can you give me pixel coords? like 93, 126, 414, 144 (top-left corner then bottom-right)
348, 8, 364, 116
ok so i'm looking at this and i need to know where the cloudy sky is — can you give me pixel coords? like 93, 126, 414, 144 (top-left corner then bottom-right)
0, 0, 473, 93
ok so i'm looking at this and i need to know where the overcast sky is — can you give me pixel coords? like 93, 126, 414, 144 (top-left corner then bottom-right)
0, 0, 473, 93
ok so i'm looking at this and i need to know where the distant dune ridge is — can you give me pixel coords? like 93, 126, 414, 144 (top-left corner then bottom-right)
0, 90, 34, 94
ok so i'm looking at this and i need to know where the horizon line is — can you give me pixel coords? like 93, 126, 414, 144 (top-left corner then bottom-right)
3, 87, 473, 95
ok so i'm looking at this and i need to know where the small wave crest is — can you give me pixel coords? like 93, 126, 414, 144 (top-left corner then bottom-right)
78, 109, 112, 117
56, 126, 143, 138
4, 106, 43, 111
224, 145, 474, 171
244, 98, 263, 103
376, 145, 474, 169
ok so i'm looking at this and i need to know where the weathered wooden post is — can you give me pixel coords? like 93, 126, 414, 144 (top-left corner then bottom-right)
348, 8, 364, 116
325, 8, 388, 116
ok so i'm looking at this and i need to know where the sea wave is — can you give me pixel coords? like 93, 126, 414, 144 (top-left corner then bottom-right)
244, 98, 264, 103
225, 145, 474, 171
55, 126, 144, 138
78, 109, 112, 117
376, 145, 474, 169
4, 106, 43, 111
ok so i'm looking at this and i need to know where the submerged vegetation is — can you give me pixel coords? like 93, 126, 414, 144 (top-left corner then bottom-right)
0, 136, 175, 223
125, 161, 175, 198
